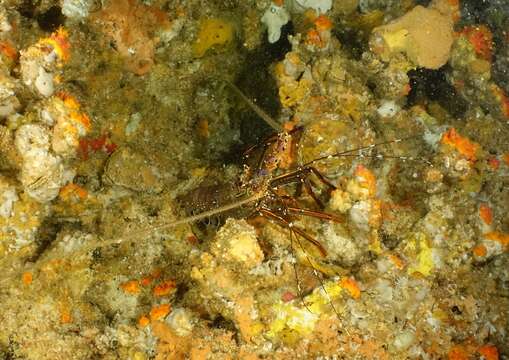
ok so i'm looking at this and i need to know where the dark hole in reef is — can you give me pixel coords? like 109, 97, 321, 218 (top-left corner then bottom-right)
28, 217, 74, 263
228, 22, 294, 153
406, 67, 468, 118
18, 0, 37, 19
332, 26, 366, 60
380, 231, 400, 250
451, 305, 462, 315
414, 0, 431, 6
37, 6, 65, 32
210, 315, 237, 332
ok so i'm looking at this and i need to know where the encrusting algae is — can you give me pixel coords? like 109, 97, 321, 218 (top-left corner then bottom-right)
0, 0, 508, 359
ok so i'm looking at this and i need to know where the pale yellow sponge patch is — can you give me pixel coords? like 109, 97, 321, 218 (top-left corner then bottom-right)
268, 302, 319, 340
267, 279, 347, 342
406, 232, 434, 277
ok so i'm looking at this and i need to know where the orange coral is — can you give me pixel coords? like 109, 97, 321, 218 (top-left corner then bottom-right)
0, 40, 17, 60
153, 280, 177, 297
150, 303, 171, 321
355, 164, 377, 197
487, 157, 500, 170
306, 28, 323, 47
141, 276, 153, 287
479, 204, 493, 225
490, 84, 509, 118
22, 272, 33, 285
60, 304, 72, 324
448, 345, 468, 360
472, 244, 487, 257
120, 280, 140, 294
59, 183, 88, 201
478, 344, 499, 360
460, 25, 493, 61
138, 315, 150, 327
387, 254, 405, 270
40, 27, 71, 62
340, 277, 361, 299
314, 15, 333, 31
56, 91, 81, 110
484, 231, 509, 247
79, 134, 117, 160
441, 128, 480, 162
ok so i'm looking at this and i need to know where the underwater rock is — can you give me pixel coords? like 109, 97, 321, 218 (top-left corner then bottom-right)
0, 70, 20, 117
0, 174, 17, 218
103, 146, 162, 193
39, 94, 91, 157
371, 5, 453, 69
19, 28, 70, 97
14, 123, 71, 202
61, 0, 92, 19
211, 218, 263, 269
92, 0, 171, 75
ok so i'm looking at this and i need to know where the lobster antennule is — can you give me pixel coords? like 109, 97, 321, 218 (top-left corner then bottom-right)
221, 79, 283, 132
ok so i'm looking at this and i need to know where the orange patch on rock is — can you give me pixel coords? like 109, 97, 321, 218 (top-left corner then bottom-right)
340, 277, 361, 299
387, 254, 405, 270
138, 315, 150, 327
153, 280, 177, 297
484, 231, 509, 247
472, 244, 487, 257
314, 15, 333, 31
487, 157, 500, 170
460, 25, 493, 61
22, 271, 33, 285
448, 345, 468, 360
355, 164, 377, 197
40, 27, 71, 62
60, 305, 72, 324
92, 0, 171, 75
120, 280, 140, 294
478, 344, 499, 360
479, 204, 493, 225
0, 40, 17, 60
59, 183, 88, 201
150, 303, 171, 321
441, 128, 480, 162
490, 84, 509, 118
306, 28, 323, 47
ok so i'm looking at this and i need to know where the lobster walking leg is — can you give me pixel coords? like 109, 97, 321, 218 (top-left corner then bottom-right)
258, 207, 327, 258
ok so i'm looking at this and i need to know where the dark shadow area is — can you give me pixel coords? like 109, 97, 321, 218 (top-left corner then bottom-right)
232, 22, 294, 148
37, 6, 65, 32
406, 67, 468, 118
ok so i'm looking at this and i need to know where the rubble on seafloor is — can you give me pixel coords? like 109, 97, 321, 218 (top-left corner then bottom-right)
0, 0, 508, 358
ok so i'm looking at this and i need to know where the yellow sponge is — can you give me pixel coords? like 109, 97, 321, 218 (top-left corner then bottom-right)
193, 18, 233, 58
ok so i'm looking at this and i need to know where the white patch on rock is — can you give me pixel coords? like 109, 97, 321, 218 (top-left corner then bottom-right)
261, 4, 290, 44
377, 100, 400, 118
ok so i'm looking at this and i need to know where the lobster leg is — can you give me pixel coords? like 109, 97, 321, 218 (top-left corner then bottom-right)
258, 207, 327, 258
